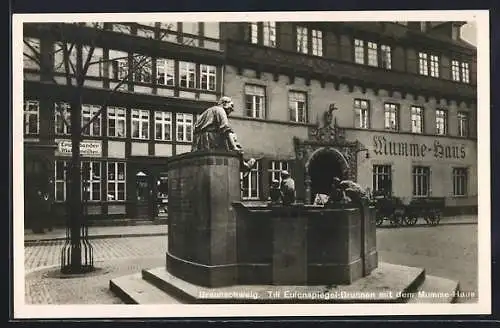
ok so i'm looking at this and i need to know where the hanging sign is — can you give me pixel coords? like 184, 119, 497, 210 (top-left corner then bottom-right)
55, 139, 102, 157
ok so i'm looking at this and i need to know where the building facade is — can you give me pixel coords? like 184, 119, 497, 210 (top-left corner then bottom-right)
221, 21, 477, 213
22, 20, 477, 228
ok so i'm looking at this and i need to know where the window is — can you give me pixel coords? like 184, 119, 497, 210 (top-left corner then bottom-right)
244, 84, 266, 119
200, 64, 216, 91
108, 50, 129, 80
296, 26, 308, 54
137, 24, 155, 38
367, 42, 378, 67
411, 106, 424, 134
452, 168, 468, 196
179, 61, 196, 88
461, 62, 470, 83
54, 102, 71, 135
241, 161, 260, 200
312, 29, 323, 56
372, 165, 392, 195
159, 22, 178, 43
354, 39, 365, 64
354, 99, 370, 129
24, 100, 39, 135
155, 111, 172, 141
452, 60, 461, 81
132, 54, 152, 83
435, 109, 447, 135
112, 24, 131, 34
384, 103, 399, 131
288, 91, 307, 123
458, 112, 469, 137
54, 160, 68, 202
182, 22, 200, 47
107, 107, 126, 138
23, 38, 40, 70
250, 22, 276, 47
83, 47, 104, 77
53, 42, 77, 74
268, 161, 288, 185
82, 161, 102, 201
156, 58, 175, 86
381, 45, 392, 69
430, 55, 440, 78
418, 52, 428, 76
412, 166, 430, 197
82, 104, 102, 136
107, 162, 126, 201
131, 109, 150, 139
176, 113, 193, 142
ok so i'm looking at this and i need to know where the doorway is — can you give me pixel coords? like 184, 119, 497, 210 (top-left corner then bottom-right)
135, 170, 151, 220
307, 148, 348, 198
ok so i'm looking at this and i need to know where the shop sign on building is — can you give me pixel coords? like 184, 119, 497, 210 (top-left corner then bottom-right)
372, 135, 467, 160
55, 139, 102, 157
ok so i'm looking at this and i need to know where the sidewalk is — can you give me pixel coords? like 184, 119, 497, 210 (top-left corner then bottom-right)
24, 224, 168, 243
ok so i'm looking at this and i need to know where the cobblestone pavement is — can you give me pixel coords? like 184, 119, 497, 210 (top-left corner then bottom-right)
24, 224, 478, 304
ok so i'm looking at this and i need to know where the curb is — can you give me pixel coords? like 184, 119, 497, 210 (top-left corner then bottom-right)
24, 232, 168, 245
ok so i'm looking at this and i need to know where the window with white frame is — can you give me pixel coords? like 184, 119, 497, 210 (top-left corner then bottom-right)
452, 60, 461, 81
82, 161, 102, 201
176, 113, 193, 142
461, 62, 470, 83
107, 107, 126, 138
132, 54, 152, 83
108, 50, 129, 80
156, 58, 175, 86
250, 22, 258, 44
458, 112, 469, 137
83, 46, 104, 77
179, 61, 196, 88
412, 166, 430, 197
200, 64, 216, 91
435, 109, 447, 135
53, 42, 77, 74
452, 167, 468, 196
244, 84, 266, 119
296, 26, 308, 54
263, 22, 276, 47
131, 109, 150, 139
107, 162, 126, 201
354, 99, 370, 129
54, 160, 68, 202
384, 103, 399, 131
23, 38, 40, 70
381, 44, 392, 69
155, 111, 172, 141
418, 52, 429, 76
367, 42, 378, 67
411, 106, 424, 133
82, 104, 102, 136
288, 91, 307, 123
373, 165, 392, 195
54, 102, 71, 135
312, 29, 323, 56
241, 161, 260, 200
268, 161, 288, 185
430, 55, 440, 78
24, 100, 39, 135
354, 39, 365, 64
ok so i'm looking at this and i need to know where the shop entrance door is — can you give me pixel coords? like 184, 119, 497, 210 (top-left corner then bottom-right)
135, 171, 151, 220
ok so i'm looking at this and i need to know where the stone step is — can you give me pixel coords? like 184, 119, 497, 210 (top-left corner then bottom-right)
109, 273, 182, 304
405, 275, 460, 303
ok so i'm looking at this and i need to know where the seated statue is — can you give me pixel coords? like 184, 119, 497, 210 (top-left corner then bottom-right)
338, 180, 369, 204
269, 180, 282, 204
192, 96, 256, 174
280, 171, 296, 206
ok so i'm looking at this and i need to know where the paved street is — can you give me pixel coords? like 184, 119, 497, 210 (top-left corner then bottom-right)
24, 221, 478, 304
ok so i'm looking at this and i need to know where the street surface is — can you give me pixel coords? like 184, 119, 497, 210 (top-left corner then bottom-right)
24, 222, 478, 304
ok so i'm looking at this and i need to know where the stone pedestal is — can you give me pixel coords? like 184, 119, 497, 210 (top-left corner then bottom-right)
166, 151, 241, 287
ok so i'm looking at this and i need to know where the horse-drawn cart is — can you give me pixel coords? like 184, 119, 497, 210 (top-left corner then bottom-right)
371, 195, 446, 227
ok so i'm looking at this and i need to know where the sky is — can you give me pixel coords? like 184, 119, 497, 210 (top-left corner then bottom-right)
461, 22, 477, 46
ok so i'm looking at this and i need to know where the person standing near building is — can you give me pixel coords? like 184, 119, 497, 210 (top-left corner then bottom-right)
192, 96, 256, 173
280, 170, 296, 206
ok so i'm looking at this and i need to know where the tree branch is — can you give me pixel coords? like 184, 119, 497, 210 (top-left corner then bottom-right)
23, 39, 42, 66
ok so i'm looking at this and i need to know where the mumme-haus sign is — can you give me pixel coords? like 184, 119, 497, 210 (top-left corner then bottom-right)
372, 135, 467, 159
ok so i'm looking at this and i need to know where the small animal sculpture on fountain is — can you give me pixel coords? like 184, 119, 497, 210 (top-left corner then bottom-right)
280, 170, 296, 206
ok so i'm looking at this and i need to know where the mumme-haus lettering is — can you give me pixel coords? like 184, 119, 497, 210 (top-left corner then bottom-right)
372, 135, 467, 160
